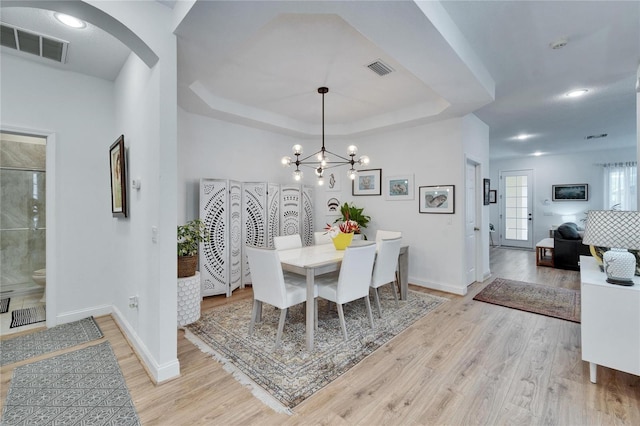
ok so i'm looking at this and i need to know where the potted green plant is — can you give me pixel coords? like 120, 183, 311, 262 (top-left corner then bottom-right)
177, 219, 207, 278
334, 202, 371, 239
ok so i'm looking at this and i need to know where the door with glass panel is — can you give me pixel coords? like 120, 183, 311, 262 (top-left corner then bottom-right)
500, 170, 533, 249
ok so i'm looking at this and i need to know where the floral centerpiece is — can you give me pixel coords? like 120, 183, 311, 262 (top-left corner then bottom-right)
324, 220, 360, 238
325, 219, 360, 250
334, 203, 370, 237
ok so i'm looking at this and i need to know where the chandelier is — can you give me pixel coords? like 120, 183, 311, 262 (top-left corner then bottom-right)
281, 87, 370, 185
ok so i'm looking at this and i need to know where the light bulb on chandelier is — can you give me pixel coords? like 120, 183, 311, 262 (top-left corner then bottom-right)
280, 87, 370, 184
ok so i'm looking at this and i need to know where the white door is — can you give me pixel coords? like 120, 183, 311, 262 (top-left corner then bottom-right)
465, 160, 479, 285
500, 169, 534, 249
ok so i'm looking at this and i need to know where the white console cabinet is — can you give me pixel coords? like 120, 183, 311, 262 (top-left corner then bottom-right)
580, 256, 640, 383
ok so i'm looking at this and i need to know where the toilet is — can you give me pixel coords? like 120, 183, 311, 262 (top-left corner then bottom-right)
32, 268, 46, 302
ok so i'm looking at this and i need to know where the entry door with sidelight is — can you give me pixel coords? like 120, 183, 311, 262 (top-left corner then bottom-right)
500, 170, 533, 249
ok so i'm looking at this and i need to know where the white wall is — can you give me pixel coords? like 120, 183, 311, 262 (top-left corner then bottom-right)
178, 108, 303, 223
462, 114, 491, 279
0, 54, 115, 318
94, 0, 179, 382
179, 110, 489, 296
1, 0, 180, 383
490, 147, 637, 245
336, 115, 489, 295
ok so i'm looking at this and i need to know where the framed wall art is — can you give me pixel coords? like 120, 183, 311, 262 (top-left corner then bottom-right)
325, 171, 341, 192
352, 168, 382, 196
385, 174, 414, 200
483, 178, 490, 205
552, 184, 588, 201
109, 135, 128, 217
489, 189, 497, 204
419, 185, 454, 214
325, 195, 341, 215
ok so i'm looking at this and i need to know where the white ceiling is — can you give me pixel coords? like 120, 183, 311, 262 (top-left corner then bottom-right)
0, 6, 130, 81
1, 1, 638, 161
441, 0, 640, 160
175, 1, 494, 139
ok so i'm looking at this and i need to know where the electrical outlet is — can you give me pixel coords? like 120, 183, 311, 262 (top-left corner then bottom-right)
128, 296, 138, 309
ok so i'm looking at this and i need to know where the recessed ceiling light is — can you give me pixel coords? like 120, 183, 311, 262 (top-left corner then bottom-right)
565, 89, 588, 98
515, 134, 531, 141
54, 13, 86, 29
532, 152, 543, 157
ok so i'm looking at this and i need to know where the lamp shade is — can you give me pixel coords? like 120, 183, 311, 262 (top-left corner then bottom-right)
582, 210, 640, 250
582, 210, 640, 285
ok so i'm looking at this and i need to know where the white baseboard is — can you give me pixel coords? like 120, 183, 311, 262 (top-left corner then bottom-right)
111, 305, 181, 383
410, 278, 467, 295
54, 304, 112, 326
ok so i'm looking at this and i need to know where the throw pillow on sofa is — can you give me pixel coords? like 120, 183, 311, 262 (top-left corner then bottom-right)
557, 223, 581, 240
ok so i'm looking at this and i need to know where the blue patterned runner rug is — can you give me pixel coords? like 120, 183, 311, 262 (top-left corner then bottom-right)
1, 317, 104, 366
1, 341, 141, 425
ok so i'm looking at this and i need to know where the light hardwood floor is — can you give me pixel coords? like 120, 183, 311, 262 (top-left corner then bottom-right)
2, 248, 639, 425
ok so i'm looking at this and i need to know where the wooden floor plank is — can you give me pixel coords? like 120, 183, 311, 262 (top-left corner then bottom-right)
1, 247, 639, 425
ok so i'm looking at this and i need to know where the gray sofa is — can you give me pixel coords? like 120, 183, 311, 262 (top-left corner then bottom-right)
553, 222, 591, 270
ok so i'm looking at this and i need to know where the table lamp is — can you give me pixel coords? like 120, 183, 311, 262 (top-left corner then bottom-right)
582, 210, 640, 285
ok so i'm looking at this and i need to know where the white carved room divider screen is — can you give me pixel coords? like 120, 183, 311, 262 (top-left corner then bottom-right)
199, 179, 242, 297
201, 179, 314, 296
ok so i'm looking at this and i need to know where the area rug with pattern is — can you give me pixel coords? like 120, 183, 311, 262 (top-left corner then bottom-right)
1, 317, 104, 366
1, 341, 140, 425
10, 305, 46, 328
185, 288, 448, 412
0, 297, 9, 314
473, 278, 580, 323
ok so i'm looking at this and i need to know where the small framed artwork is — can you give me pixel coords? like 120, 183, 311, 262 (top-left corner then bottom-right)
325, 171, 341, 192
325, 195, 341, 215
352, 168, 382, 196
489, 190, 497, 204
109, 135, 128, 217
419, 185, 455, 214
385, 174, 414, 200
483, 178, 490, 205
552, 184, 588, 201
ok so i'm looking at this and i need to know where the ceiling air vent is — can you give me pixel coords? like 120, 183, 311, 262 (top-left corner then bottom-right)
366, 60, 394, 77
0, 22, 68, 63
585, 133, 608, 140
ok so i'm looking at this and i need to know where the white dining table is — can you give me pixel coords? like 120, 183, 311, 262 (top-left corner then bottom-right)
278, 241, 409, 351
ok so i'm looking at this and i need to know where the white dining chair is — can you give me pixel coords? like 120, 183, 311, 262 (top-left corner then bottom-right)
375, 230, 402, 249
375, 230, 402, 292
370, 237, 402, 317
273, 234, 302, 250
272, 234, 305, 282
245, 246, 317, 348
316, 243, 377, 340
314, 231, 332, 245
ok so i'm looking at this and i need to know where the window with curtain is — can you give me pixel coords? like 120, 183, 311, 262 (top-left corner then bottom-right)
603, 162, 637, 211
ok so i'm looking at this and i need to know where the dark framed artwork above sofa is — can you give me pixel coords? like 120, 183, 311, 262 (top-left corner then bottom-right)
552, 183, 588, 201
